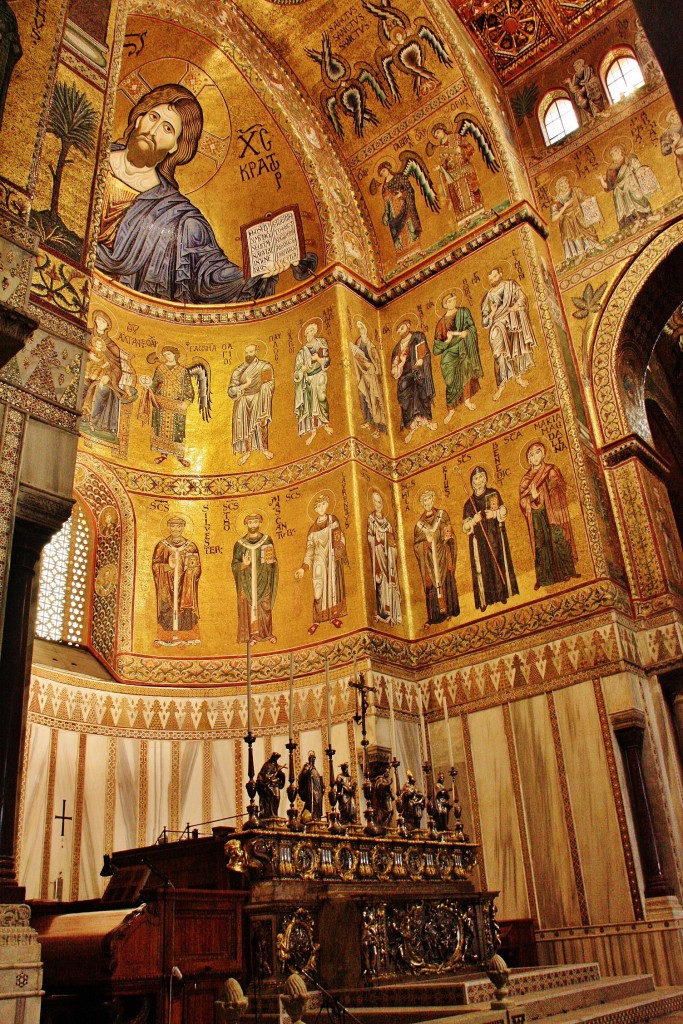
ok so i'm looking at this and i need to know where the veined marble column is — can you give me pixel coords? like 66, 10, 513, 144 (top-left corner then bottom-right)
612, 709, 673, 899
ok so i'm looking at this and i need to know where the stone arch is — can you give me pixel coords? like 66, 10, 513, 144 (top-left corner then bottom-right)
587, 220, 683, 616
588, 219, 683, 448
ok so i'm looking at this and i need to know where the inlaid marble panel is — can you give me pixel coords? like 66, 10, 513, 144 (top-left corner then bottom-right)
146, 739, 172, 846
179, 740, 203, 834
114, 737, 139, 852
49, 729, 80, 902
510, 695, 581, 928
211, 739, 236, 828
19, 724, 51, 900
554, 681, 634, 923
468, 705, 530, 919
80, 734, 109, 899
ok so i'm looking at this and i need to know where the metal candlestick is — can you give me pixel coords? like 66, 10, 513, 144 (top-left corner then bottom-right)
242, 732, 260, 830
391, 756, 407, 836
422, 761, 439, 840
286, 740, 303, 831
326, 744, 343, 833
450, 766, 468, 842
350, 671, 379, 835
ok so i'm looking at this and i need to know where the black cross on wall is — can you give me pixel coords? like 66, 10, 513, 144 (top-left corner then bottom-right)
54, 799, 72, 837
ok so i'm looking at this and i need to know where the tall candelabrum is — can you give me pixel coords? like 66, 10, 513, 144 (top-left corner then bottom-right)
350, 670, 379, 835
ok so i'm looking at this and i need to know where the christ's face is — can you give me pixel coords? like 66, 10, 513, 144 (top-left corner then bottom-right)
472, 470, 487, 495
128, 104, 182, 168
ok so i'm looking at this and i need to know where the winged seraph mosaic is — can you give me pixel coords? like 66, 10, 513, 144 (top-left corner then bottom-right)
305, 33, 390, 138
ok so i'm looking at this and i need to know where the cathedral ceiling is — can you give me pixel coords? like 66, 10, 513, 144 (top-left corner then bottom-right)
446, 0, 623, 83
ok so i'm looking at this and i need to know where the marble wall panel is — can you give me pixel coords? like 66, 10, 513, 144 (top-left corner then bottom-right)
48, 728, 79, 902
554, 681, 634, 922
211, 739, 236, 828
146, 739, 172, 846
179, 740, 204, 835
510, 694, 581, 928
468, 705, 530, 919
114, 736, 139, 852
80, 733, 109, 899
19, 724, 51, 900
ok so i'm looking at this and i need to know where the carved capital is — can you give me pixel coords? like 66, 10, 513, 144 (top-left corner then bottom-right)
601, 434, 670, 480
0, 305, 38, 372
16, 483, 74, 536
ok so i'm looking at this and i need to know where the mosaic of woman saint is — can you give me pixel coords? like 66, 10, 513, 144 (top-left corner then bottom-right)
519, 441, 579, 589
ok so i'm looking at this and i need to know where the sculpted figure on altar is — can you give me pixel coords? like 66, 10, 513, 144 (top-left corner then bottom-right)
256, 752, 286, 819
335, 762, 357, 825
434, 771, 452, 831
373, 767, 395, 828
298, 751, 324, 821
398, 770, 426, 830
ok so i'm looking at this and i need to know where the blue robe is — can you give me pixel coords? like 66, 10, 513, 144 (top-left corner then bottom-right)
96, 148, 276, 304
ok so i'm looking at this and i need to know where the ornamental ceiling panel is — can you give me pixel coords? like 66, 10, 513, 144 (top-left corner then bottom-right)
448, 0, 624, 82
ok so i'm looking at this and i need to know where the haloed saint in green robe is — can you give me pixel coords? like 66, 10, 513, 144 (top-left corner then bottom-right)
433, 305, 483, 410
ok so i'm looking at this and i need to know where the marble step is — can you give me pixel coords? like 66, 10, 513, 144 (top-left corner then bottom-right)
325, 963, 603, 1010
345, 983, 683, 1024
513, 974, 655, 1019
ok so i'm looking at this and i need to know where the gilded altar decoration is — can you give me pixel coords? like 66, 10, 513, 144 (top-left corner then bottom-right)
276, 909, 320, 976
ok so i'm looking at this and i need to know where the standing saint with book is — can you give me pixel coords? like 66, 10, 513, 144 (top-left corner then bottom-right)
228, 344, 275, 465
390, 319, 437, 443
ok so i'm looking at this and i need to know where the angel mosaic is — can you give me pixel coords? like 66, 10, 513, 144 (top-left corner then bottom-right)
370, 152, 438, 253
305, 33, 389, 139
426, 115, 499, 223
138, 347, 212, 468
362, 0, 453, 99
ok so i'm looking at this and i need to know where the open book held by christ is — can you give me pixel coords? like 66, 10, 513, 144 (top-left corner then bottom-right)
241, 205, 305, 279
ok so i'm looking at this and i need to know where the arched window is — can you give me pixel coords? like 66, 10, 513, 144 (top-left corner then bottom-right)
35, 503, 91, 645
539, 91, 579, 146
602, 51, 645, 103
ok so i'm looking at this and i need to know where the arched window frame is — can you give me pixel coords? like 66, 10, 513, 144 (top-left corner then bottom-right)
599, 47, 646, 104
538, 89, 580, 147
35, 500, 93, 645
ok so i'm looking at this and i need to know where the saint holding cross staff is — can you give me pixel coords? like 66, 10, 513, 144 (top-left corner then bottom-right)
461, 465, 518, 612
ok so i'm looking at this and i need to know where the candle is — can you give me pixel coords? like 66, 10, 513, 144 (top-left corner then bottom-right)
443, 695, 455, 767
246, 641, 252, 736
353, 651, 358, 717
289, 652, 295, 742
325, 657, 332, 745
419, 690, 428, 756
389, 680, 397, 759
